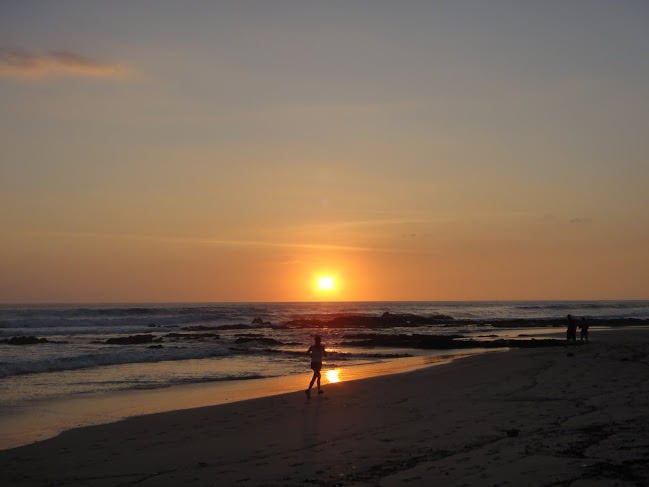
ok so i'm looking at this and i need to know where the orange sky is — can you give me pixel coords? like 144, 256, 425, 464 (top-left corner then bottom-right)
1, 1, 648, 303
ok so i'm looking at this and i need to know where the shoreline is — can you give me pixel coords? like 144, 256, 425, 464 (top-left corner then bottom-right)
2, 328, 648, 485
0, 350, 490, 451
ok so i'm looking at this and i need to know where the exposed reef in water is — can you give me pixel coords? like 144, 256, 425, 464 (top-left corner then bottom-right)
286, 313, 649, 329
181, 322, 288, 332
105, 334, 160, 345
287, 312, 454, 328
1, 336, 51, 345
465, 317, 649, 328
342, 333, 567, 349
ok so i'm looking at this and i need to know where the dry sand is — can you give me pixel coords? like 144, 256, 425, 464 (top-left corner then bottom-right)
1, 328, 648, 486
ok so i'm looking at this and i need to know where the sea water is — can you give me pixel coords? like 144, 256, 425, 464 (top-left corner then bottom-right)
2, 300, 649, 401
1, 301, 648, 448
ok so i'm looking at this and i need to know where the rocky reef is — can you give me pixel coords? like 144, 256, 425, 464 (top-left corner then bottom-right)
1, 336, 50, 345
287, 312, 454, 328
342, 333, 567, 350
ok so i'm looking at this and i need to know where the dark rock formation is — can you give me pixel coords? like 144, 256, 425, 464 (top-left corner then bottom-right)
286, 312, 454, 329
1, 336, 49, 345
105, 334, 157, 345
342, 333, 566, 350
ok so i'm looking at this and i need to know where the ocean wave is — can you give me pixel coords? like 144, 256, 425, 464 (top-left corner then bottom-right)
2, 301, 649, 383
0, 345, 231, 379
0, 304, 261, 330
3, 301, 649, 331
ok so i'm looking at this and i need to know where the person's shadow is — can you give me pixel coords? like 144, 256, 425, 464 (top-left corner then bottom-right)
300, 395, 322, 478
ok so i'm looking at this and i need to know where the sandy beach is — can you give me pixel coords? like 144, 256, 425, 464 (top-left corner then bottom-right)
2, 328, 648, 486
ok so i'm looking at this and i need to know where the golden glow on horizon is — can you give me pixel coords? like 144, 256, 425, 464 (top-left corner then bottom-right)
325, 369, 341, 383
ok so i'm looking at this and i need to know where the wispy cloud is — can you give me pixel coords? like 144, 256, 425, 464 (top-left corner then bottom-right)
0, 48, 127, 79
5, 230, 407, 254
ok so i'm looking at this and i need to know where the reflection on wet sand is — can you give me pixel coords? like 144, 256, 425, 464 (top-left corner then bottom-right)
321, 351, 501, 385
325, 369, 340, 383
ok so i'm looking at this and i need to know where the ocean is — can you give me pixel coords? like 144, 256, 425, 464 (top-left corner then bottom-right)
1, 300, 648, 448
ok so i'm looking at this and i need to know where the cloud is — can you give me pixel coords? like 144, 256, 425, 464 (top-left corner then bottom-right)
0, 48, 127, 79
6, 230, 406, 254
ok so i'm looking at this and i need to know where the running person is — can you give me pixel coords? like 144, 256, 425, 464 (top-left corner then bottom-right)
306, 335, 326, 398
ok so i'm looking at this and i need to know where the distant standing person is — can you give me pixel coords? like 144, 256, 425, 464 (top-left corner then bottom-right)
306, 335, 326, 398
566, 314, 577, 343
579, 317, 589, 343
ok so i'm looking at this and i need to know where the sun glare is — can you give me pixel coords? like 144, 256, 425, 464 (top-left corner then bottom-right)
325, 369, 341, 383
318, 276, 335, 291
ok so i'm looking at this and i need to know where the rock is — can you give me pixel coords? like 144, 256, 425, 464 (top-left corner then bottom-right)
105, 334, 156, 345
1, 336, 49, 345
287, 312, 454, 329
342, 333, 566, 350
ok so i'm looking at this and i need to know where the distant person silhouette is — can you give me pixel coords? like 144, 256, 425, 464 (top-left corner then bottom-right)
566, 314, 577, 343
579, 317, 589, 343
306, 335, 326, 399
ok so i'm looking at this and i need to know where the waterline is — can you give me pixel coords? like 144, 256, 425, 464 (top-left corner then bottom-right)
0, 350, 497, 450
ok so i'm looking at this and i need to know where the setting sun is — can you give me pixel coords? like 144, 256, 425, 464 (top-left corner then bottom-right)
318, 276, 335, 291
309, 271, 344, 301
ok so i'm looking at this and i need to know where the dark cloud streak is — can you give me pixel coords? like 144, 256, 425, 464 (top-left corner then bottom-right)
0, 48, 126, 78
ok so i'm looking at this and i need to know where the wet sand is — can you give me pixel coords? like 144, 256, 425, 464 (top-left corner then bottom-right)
0, 353, 471, 451
2, 328, 648, 486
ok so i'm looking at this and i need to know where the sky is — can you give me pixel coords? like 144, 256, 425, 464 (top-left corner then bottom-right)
1, 0, 648, 303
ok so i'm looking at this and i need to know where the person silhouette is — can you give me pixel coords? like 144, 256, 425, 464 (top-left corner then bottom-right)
566, 314, 578, 343
306, 335, 326, 399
